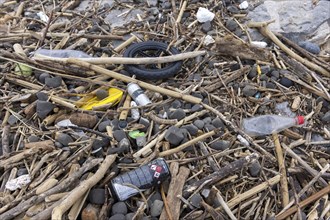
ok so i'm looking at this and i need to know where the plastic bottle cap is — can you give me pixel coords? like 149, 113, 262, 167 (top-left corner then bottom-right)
296, 116, 304, 125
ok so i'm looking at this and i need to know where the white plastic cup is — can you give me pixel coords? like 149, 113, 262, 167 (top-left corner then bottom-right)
127, 83, 151, 106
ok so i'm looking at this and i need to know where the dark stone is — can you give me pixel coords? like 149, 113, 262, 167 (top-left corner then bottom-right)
227, 5, 240, 14
45, 76, 62, 88
38, 73, 50, 84
259, 74, 269, 81
201, 21, 212, 33
225, 18, 238, 31
28, 135, 39, 143
171, 100, 182, 108
125, 213, 135, 220
119, 157, 133, 164
165, 126, 184, 145
260, 66, 271, 75
204, 123, 216, 131
266, 82, 276, 89
242, 85, 257, 97
7, 115, 18, 125
248, 161, 261, 177
36, 92, 48, 101
169, 109, 186, 121
210, 140, 230, 150
212, 117, 225, 129
271, 70, 280, 79
56, 133, 73, 146
191, 104, 203, 113
98, 120, 111, 132
161, 2, 171, 9
109, 214, 125, 220
17, 168, 28, 176
190, 193, 203, 208
95, 89, 108, 100
321, 111, 330, 123
112, 202, 128, 215
54, 142, 63, 148
202, 117, 212, 124
139, 117, 150, 132
88, 188, 105, 205
248, 66, 257, 79
113, 130, 127, 142
150, 200, 164, 217
194, 119, 205, 129
298, 41, 321, 54
279, 77, 294, 87
182, 124, 199, 136
118, 139, 130, 151
36, 101, 54, 119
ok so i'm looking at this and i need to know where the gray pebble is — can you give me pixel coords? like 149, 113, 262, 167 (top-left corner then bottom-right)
182, 124, 199, 136
248, 66, 257, 79
165, 126, 184, 145
190, 193, 202, 208
201, 189, 210, 198
210, 140, 230, 150
88, 188, 105, 205
259, 74, 269, 81
194, 119, 205, 129
171, 100, 182, 108
201, 21, 212, 33
125, 213, 135, 220
36, 100, 54, 119
28, 135, 39, 143
109, 214, 125, 220
54, 142, 63, 148
38, 73, 50, 84
113, 130, 127, 142
227, 5, 240, 14
112, 202, 128, 215
242, 85, 257, 97
162, 2, 171, 9
98, 120, 111, 132
212, 117, 225, 129
225, 18, 238, 31
279, 77, 293, 88
202, 117, 212, 124
56, 133, 73, 146
321, 111, 330, 123
298, 41, 320, 54
169, 109, 186, 121
7, 115, 18, 125
249, 161, 261, 177
96, 89, 108, 100
204, 123, 216, 131
139, 117, 150, 132
17, 168, 28, 177
118, 138, 130, 151
45, 76, 62, 88
36, 92, 48, 101
148, 0, 158, 7
260, 66, 271, 74
191, 104, 203, 113
266, 82, 276, 89
271, 70, 280, 79
150, 200, 164, 217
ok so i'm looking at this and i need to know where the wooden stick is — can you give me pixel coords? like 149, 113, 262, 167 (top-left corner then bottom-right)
159, 130, 217, 157
276, 184, 330, 220
213, 186, 237, 220
35, 50, 206, 65
273, 133, 289, 208
281, 143, 328, 187
51, 155, 116, 219
248, 21, 330, 77
176, 0, 187, 24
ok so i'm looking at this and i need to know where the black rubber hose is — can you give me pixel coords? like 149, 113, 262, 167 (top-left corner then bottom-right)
123, 41, 183, 80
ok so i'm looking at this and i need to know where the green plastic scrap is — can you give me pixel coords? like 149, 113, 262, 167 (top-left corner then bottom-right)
128, 130, 146, 139
15, 63, 32, 76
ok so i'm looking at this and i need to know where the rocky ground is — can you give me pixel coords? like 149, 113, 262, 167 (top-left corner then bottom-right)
0, 0, 329, 220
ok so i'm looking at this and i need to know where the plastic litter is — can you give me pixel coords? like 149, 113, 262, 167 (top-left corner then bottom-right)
15, 63, 32, 76
37, 11, 49, 22
204, 35, 215, 46
110, 158, 170, 201
5, 175, 31, 191
128, 130, 146, 139
275, 102, 296, 118
239, 1, 249, 10
242, 115, 305, 137
80, 88, 123, 110
130, 101, 140, 120
237, 135, 250, 147
127, 83, 151, 106
251, 41, 267, 48
34, 49, 92, 58
196, 7, 215, 23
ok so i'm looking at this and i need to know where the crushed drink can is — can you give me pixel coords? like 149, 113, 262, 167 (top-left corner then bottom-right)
110, 158, 170, 201
127, 83, 151, 106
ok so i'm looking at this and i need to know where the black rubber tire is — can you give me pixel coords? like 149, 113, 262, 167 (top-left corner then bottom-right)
123, 41, 183, 80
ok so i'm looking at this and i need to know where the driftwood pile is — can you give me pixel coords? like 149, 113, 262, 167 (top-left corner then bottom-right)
0, 1, 329, 220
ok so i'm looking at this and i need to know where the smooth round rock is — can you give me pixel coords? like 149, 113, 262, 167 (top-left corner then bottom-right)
45, 76, 62, 88
113, 130, 127, 142
150, 200, 164, 217
98, 120, 111, 132
7, 115, 18, 125
204, 123, 216, 131
171, 100, 182, 109
109, 214, 125, 220
321, 111, 330, 123
242, 85, 257, 97
182, 124, 198, 136
190, 193, 203, 208
125, 213, 135, 220
279, 77, 293, 88
38, 73, 50, 84
191, 104, 203, 113
56, 133, 73, 146
54, 142, 63, 148
112, 202, 128, 215
249, 161, 261, 177
88, 188, 105, 205
226, 18, 238, 31
210, 140, 230, 150
201, 21, 212, 33
96, 89, 108, 100
17, 168, 28, 177
212, 117, 225, 129
298, 41, 321, 54
194, 119, 205, 129
28, 135, 39, 143
169, 109, 186, 121
271, 70, 280, 79
36, 101, 54, 119
36, 92, 48, 101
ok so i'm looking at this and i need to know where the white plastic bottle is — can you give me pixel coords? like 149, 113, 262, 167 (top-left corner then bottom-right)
242, 115, 304, 137
34, 49, 92, 58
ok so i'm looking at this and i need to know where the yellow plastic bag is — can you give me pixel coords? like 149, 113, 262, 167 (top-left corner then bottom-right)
80, 88, 123, 110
